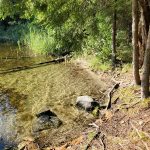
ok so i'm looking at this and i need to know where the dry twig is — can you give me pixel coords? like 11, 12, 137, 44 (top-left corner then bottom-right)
85, 131, 101, 150
130, 121, 150, 150
106, 83, 120, 110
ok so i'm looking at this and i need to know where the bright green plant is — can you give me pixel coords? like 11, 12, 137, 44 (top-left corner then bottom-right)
22, 26, 56, 55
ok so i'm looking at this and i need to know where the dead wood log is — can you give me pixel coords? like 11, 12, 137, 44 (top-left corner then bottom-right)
0, 56, 30, 60
0, 56, 71, 74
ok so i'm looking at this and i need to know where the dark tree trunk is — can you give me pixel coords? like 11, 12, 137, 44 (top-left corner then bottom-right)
141, 26, 150, 98
127, 23, 132, 45
138, 0, 150, 67
137, 0, 150, 98
112, 7, 117, 68
132, 0, 141, 85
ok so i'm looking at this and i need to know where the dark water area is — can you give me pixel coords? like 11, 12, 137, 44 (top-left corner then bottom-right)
0, 44, 50, 149
0, 90, 21, 149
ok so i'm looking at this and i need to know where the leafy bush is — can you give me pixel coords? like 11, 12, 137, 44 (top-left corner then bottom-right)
117, 30, 132, 63
0, 23, 28, 43
82, 15, 112, 63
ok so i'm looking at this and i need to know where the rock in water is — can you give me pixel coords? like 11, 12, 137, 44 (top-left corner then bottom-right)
76, 96, 100, 112
32, 110, 62, 132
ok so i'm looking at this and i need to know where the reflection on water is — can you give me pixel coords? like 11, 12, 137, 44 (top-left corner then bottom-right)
0, 91, 17, 148
0, 43, 52, 71
0, 44, 37, 148
0, 87, 31, 148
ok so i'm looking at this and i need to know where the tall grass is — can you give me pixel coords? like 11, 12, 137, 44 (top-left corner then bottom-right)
23, 26, 56, 55
0, 23, 56, 55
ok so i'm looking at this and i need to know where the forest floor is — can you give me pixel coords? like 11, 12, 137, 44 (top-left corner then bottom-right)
18, 59, 150, 150
43, 59, 150, 150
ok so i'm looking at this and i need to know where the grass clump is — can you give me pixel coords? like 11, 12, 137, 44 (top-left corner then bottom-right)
121, 63, 132, 73
22, 27, 56, 55
92, 106, 99, 117
0, 23, 57, 55
141, 98, 150, 108
118, 86, 140, 104
89, 56, 111, 71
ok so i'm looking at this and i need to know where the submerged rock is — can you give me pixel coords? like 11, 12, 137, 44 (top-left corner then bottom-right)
76, 96, 100, 112
32, 110, 62, 132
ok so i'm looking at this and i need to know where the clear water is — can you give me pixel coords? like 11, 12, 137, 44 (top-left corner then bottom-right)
0, 44, 105, 148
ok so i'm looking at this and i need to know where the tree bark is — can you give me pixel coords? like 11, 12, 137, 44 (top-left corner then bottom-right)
141, 26, 150, 99
112, 6, 117, 68
138, 0, 150, 68
132, 0, 141, 85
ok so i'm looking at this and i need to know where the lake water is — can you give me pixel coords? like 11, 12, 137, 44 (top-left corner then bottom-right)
0, 44, 105, 149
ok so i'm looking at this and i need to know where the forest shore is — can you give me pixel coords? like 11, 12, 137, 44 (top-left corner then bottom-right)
16, 59, 150, 150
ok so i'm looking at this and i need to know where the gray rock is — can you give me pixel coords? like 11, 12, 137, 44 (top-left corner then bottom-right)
76, 96, 100, 112
32, 110, 62, 132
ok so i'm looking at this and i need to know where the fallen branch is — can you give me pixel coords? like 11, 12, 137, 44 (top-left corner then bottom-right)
142, 119, 150, 131
84, 124, 106, 150
112, 97, 119, 104
99, 134, 106, 150
106, 83, 120, 110
130, 122, 150, 150
85, 131, 101, 150
0, 56, 30, 60
0, 56, 71, 74
135, 146, 144, 150
118, 143, 126, 150
121, 100, 141, 110
88, 123, 99, 129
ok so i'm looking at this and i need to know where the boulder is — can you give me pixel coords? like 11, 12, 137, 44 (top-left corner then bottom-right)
76, 96, 100, 112
32, 110, 62, 132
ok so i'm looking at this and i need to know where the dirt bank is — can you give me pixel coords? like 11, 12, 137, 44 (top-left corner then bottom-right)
43, 59, 150, 150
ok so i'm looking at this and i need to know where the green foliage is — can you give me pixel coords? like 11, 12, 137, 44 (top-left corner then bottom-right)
22, 26, 56, 55
92, 106, 99, 117
82, 14, 112, 62
141, 98, 150, 108
0, 0, 132, 61
121, 64, 132, 73
0, 0, 14, 19
117, 30, 132, 63
0, 23, 28, 43
118, 45, 132, 63
89, 56, 111, 71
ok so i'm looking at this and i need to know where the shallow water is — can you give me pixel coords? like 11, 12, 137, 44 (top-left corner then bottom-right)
0, 44, 105, 148
0, 91, 17, 148
0, 43, 52, 72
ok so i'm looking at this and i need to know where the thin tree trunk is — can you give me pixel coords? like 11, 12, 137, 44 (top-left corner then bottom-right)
132, 0, 141, 85
141, 26, 150, 99
112, 6, 117, 68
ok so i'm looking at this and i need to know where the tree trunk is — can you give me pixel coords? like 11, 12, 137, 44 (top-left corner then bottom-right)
112, 6, 117, 68
141, 26, 150, 99
138, 9, 147, 68
132, 0, 141, 85
138, 0, 150, 68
